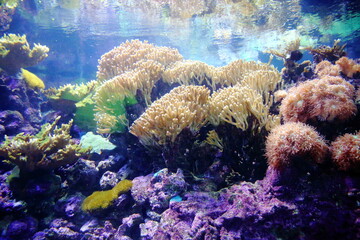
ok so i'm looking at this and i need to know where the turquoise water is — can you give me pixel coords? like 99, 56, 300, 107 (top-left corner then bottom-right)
4, 0, 360, 87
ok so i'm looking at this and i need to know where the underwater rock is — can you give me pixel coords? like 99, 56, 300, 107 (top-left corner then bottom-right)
5, 216, 38, 240
0, 71, 42, 140
82, 220, 117, 239
0, 172, 25, 216
115, 213, 143, 238
55, 194, 84, 219
57, 159, 99, 193
99, 170, 118, 189
46, 218, 80, 240
131, 168, 187, 212
148, 165, 359, 240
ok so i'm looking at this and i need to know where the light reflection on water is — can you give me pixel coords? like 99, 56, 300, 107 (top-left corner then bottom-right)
7, 0, 360, 86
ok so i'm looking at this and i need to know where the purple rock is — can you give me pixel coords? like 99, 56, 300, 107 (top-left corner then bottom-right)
6, 217, 38, 239
131, 168, 187, 212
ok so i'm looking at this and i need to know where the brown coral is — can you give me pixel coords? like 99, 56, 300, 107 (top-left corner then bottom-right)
330, 131, 360, 173
280, 76, 357, 123
0, 34, 49, 74
129, 85, 210, 146
265, 122, 328, 170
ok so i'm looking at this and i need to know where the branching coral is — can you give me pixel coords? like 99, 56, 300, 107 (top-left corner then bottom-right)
81, 179, 132, 212
96, 40, 182, 82
330, 131, 360, 173
129, 85, 210, 147
0, 117, 90, 173
280, 76, 357, 123
265, 122, 328, 170
45, 81, 97, 102
0, 34, 49, 74
306, 39, 346, 64
204, 130, 223, 151
208, 85, 280, 132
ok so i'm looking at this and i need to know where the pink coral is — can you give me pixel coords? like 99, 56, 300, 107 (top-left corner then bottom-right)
265, 122, 328, 170
335, 57, 360, 78
280, 76, 357, 123
315, 60, 340, 78
330, 131, 360, 172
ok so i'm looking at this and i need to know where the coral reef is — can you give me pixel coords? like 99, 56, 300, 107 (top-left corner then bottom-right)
280, 76, 357, 123
142, 168, 359, 240
330, 131, 360, 173
81, 179, 132, 212
97, 39, 182, 82
265, 122, 328, 170
306, 39, 347, 64
1, 37, 359, 240
130, 85, 209, 146
335, 56, 360, 78
0, 34, 49, 74
0, 117, 90, 174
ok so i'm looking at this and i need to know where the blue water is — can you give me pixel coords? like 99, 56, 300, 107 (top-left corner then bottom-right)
4, 0, 359, 87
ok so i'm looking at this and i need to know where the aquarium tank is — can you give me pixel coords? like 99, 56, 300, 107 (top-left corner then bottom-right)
0, 0, 359, 239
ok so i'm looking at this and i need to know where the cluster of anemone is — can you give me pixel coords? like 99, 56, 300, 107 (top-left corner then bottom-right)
266, 52, 359, 173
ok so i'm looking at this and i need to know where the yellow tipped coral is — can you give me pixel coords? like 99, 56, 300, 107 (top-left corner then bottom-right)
0, 34, 49, 74
81, 179, 133, 212
208, 85, 280, 132
214, 59, 278, 87
96, 39, 182, 82
162, 60, 216, 88
21, 68, 45, 90
129, 85, 210, 146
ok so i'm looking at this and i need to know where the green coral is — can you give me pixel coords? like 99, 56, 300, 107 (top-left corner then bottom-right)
81, 179, 133, 212
0, 117, 90, 174
80, 132, 116, 154
45, 81, 97, 102
94, 89, 138, 134
44, 81, 98, 131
